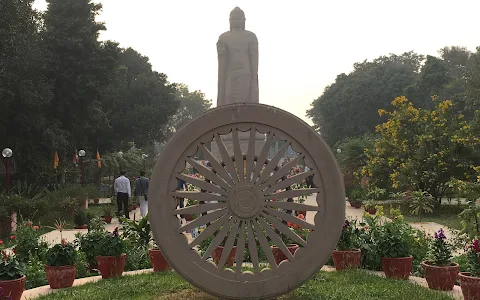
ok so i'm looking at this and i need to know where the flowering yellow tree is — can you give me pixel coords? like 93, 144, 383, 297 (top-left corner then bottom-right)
363, 96, 480, 205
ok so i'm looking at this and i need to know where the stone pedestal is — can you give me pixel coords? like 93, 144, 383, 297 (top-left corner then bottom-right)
210, 132, 266, 161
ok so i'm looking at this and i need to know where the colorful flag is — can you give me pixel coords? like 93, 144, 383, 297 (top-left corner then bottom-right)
96, 150, 102, 168
72, 151, 78, 166
53, 152, 59, 169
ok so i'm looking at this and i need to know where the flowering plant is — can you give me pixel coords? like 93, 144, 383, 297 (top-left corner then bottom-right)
426, 229, 452, 266
0, 240, 25, 281
96, 227, 126, 257
466, 239, 480, 277
281, 214, 310, 246
46, 240, 77, 267
336, 219, 360, 251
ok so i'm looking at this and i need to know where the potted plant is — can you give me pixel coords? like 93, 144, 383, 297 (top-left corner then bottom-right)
149, 242, 170, 272
102, 205, 115, 224
332, 219, 361, 270
45, 240, 77, 289
377, 210, 413, 280
199, 235, 237, 267
93, 198, 100, 204
421, 228, 458, 291
348, 188, 365, 208
73, 210, 88, 229
0, 243, 26, 300
96, 227, 127, 279
459, 239, 480, 299
271, 214, 308, 265
363, 200, 377, 215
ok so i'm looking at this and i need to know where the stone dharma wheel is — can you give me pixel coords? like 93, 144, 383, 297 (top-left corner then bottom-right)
149, 104, 345, 299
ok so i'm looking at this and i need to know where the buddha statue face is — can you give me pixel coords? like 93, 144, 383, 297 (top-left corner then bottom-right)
230, 7, 245, 30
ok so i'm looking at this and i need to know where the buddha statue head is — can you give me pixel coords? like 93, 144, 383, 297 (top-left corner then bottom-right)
230, 7, 245, 30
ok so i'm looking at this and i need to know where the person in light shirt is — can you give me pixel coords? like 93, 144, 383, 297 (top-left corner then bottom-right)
114, 170, 131, 219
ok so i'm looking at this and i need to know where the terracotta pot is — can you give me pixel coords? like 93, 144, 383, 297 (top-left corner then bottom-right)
103, 215, 112, 224
332, 249, 361, 270
96, 253, 126, 279
353, 202, 362, 209
129, 205, 137, 211
184, 214, 194, 222
295, 210, 307, 217
459, 272, 480, 300
0, 275, 26, 300
74, 225, 88, 229
381, 256, 413, 280
271, 244, 299, 265
421, 261, 458, 291
45, 265, 76, 289
149, 249, 170, 272
367, 208, 376, 215
349, 201, 354, 207
212, 246, 236, 267
93, 198, 100, 204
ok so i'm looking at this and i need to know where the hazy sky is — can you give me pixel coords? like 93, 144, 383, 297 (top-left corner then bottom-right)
33, 0, 480, 124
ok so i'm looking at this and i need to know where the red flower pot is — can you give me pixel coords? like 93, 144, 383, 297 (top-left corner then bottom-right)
459, 272, 480, 300
295, 210, 307, 217
421, 261, 458, 291
381, 256, 413, 280
45, 265, 76, 289
0, 275, 26, 300
367, 208, 377, 215
332, 249, 361, 270
93, 198, 100, 204
212, 246, 236, 267
149, 249, 170, 272
103, 216, 112, 224
184, 214, 194, 221
353, 202, 362, 209
96, 253, 126, 279
74, 225, 88, 229
271, 244, 299, 265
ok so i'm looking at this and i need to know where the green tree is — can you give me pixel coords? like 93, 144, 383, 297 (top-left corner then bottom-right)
166, 83, 212, 139
363, 96, 480, 205
307, 52, 423, 146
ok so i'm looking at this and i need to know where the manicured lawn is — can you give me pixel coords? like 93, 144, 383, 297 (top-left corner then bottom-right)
379, 202, 464, 230
36, 270, 453, 300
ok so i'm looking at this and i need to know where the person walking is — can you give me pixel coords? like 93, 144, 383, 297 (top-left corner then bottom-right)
135, 170, 149, 217
114, 170, 131, 219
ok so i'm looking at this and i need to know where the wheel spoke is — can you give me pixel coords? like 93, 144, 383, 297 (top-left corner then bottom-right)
186, 158, 231, 191
171, 191, 226, 202
235, 221, 246, 274
263, 170, 315, 194
232, 128, 244, 182
257, 141, 290, 185
247, 221, 259, 273
251, 132, 273, 182
178, 209, 229, 233
264, 188, 320, 201
202, 217, 236, 261
253, 219, 277, 269
245, 127, 257, 183
263, 207, 316, 230
260, 211, 307, 246
174, 202, 226, 216
217, 219, 240, 269
214, 133, 238, 183
189, 213, 231, 248
268, 201, 322, 213
177, 173, 227, 196
257, 217, 294, 261
259, 155, 305, 189
201, 145, 235, 187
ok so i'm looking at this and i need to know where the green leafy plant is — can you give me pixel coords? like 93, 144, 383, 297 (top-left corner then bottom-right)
367, 187, 386, 201
363, 200, 377, 210
336, 219, 360, 251
97, 227, 126, 257
46, 242, 77, 267
426, 229, 452, 266
12, 219, 48, 262
0, 241, 25, 280
376, 209, 412, 258
24, 253, 47, 289
75, 230, 109, 267
466, 239, 480, 277
102, 204, 115, 217
120, 213, 151, 247
88, 216, 106, 232
73, 210, 88, 227
409, 190, 434, 221
348, 188, 366, 203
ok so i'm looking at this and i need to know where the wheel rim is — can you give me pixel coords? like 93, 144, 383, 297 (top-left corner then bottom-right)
149, 104, 345, 299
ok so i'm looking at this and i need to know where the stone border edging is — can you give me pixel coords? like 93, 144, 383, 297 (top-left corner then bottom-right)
21, 266, 462, 300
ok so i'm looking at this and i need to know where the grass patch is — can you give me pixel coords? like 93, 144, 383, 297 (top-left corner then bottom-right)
35, 269, 453, 300
379, 202, 464, 230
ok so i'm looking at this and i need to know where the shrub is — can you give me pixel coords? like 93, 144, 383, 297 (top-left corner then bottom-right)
75, 230, 109, 267
46, 242, 77, 267
97, 227, 126, 257
336, 219, 360, 251
13, 220, 48, 262
25, 253, 47, 289
426, 229, 452, 266
124, 244, 150, 271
